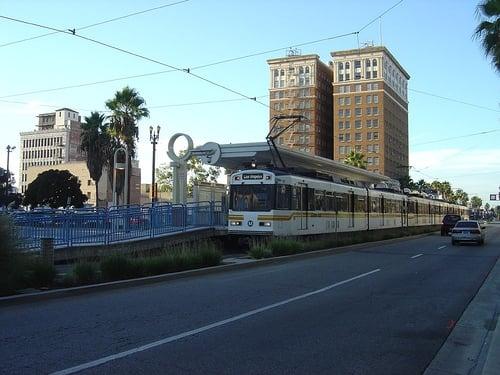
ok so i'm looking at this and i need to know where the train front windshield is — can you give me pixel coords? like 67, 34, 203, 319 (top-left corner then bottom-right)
230, 185, 275, 211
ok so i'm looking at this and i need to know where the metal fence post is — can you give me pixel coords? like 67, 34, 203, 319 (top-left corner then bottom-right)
41, 237, 54, 265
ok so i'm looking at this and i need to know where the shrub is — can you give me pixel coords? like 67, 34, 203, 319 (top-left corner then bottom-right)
73, 262, 98, 285
100, 255, 141, 281
269, 239, 303, 256
198, 244, 222, 267
0, 215, 24, 295
248, 245, 273, 259
29, 260, 57, 288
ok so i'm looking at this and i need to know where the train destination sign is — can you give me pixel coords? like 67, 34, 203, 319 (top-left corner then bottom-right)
242, 173, 264, 180
490, 194, 497, 201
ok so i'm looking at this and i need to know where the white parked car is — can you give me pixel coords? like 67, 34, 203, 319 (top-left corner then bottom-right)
451, 220, 485, 246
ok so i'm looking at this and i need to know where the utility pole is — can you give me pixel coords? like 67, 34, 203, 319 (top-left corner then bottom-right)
149, 125, 160, 202
6, 145, 15, 196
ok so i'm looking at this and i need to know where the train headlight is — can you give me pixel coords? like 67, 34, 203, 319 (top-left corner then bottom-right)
259, 221, 272, 227
230, 221, 242, 226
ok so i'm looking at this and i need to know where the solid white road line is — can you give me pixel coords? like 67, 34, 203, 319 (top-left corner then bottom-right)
411, 254, 424, 259
51, 268, 381, 375
438, 245, 447, 250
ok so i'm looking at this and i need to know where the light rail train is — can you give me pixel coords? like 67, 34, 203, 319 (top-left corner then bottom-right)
228, 169, 467, 236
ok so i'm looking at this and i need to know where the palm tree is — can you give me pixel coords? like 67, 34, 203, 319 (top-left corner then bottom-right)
106, 86, 149, 204
344, 151, 367, 169
474, 0, 500, 72
80, 112, 111, 207
416, 179, 430, 193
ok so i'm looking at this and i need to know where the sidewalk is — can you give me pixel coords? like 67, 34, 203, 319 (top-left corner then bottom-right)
424, 247, 500, 375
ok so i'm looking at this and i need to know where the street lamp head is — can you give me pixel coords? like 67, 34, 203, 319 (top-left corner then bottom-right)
157, 125, 160, 136
149, 125, 153, 140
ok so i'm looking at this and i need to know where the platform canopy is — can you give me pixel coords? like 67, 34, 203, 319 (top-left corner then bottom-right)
193, 141, 396, 185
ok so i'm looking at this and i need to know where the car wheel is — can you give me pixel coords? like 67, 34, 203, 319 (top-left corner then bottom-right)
452, 240, 457, 246
480, 239, 484, 245
440, 230, 444, 236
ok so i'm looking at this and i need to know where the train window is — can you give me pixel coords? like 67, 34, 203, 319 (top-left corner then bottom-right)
276, 184, 291, 210
336, 193, 349, 212
326, 192, 335, 211
308, 188, 315, 211
291, 186, 302, 210
371, 197, 381, 213
315, 190, 326, 211
355, 195, 366, 213
230, 185, 275, 211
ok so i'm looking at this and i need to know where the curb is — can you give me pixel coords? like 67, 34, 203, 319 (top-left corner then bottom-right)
424, 255, 500, 375
0, 231, 436, 307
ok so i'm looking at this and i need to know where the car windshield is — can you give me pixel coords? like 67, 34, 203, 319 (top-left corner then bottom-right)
455, 221, 479, 228
444, 215, 461, 223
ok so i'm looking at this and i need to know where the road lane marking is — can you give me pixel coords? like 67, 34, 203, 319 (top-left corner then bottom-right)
411, 254, 423, 259
51, 268, 381, 375
438, 245, 446, 250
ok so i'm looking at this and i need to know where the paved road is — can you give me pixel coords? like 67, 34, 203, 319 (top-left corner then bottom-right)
1, 226, 499, 375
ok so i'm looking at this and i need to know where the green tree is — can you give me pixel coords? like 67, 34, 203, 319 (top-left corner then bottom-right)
343, 151, 367, 169
80, 112, 111, 207
415, 179, 430, 193
106, 86, 149, 204
399, 175, 416, 190
454, 189, 469, 206
485, 202, 491, 210
156, 163, 173, 193
23, 170, 88, 209
471, 195, 483, 209
474, 0, 500, 72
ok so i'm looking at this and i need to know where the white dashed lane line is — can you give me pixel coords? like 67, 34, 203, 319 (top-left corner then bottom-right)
438, 245, 447, 250
411, 254, 423, 259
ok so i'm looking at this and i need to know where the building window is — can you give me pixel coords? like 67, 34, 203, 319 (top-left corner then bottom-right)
367, 132, 373, 141
355, 145, 362, 152
355, 108, 362, 117
372, 70, 378, 78
366, 71, 371, 79
345, 120, 351, 129
339, 134, 344, 142
339, 97, 345, 105
338, 109, 344, 117
373, 83, 379, 90
345, 62, 350, 69
338, 121, 344, 130
345, 133, 351, 142
367, 144, 373, 153
373, 119, 379, 127
339, 146, 345, 154
339, 62, 343, 70
355, 120, 362, 129
345, 73, 350, 80
367, 157, 373, 165
374, 144, 380, 153
354, 60, 361, 68
373, 107, 379, 115
366, 107, 372, 115
373, 95, 379, 104
367, 119, 372, 128
374, 157, 379, 165
354, 73, 361, 80
367, 95, 372, 104
345, 97, 351, 105
372, 59, 377, 67
355, 84, 362, 92
366, 59, 371, 67
373, 132, 379, 140
345, 109, 351, 117
355, 96, 362, 105
339, 74, 344, 82
355, 133, 362, 141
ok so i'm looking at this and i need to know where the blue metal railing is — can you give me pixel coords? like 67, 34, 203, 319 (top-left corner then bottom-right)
8, 201, 226, 250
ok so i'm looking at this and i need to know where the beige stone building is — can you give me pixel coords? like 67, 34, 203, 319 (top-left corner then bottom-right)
267, 53, 333, 158
27, 161, 142, 207
331, 46, 410, 179
19, 108, 84, 194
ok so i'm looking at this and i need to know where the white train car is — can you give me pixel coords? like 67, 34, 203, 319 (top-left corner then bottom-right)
228, 169, 467, 237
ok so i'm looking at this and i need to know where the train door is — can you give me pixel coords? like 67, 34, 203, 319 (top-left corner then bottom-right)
380, 196, 385, 226
298, 183, 308, 230
402, 199, 408, 227
335, 194, 343, 231
349, 191, 355, 227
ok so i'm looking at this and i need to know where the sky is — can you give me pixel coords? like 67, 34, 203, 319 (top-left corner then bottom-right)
0, 0, 499, 206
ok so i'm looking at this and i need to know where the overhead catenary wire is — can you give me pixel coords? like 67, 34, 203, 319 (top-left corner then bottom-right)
0, 0, 404, 101
0, 14, 269, 109
411, 129, 500, 147
0, 0, 190, 48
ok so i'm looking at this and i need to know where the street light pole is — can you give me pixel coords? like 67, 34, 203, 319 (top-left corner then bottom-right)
6, 145, 16, 195
150, 125, 160, 203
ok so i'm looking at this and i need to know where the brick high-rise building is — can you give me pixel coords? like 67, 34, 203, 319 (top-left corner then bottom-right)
267, 53, 333, 158
331, 46, 410, 180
